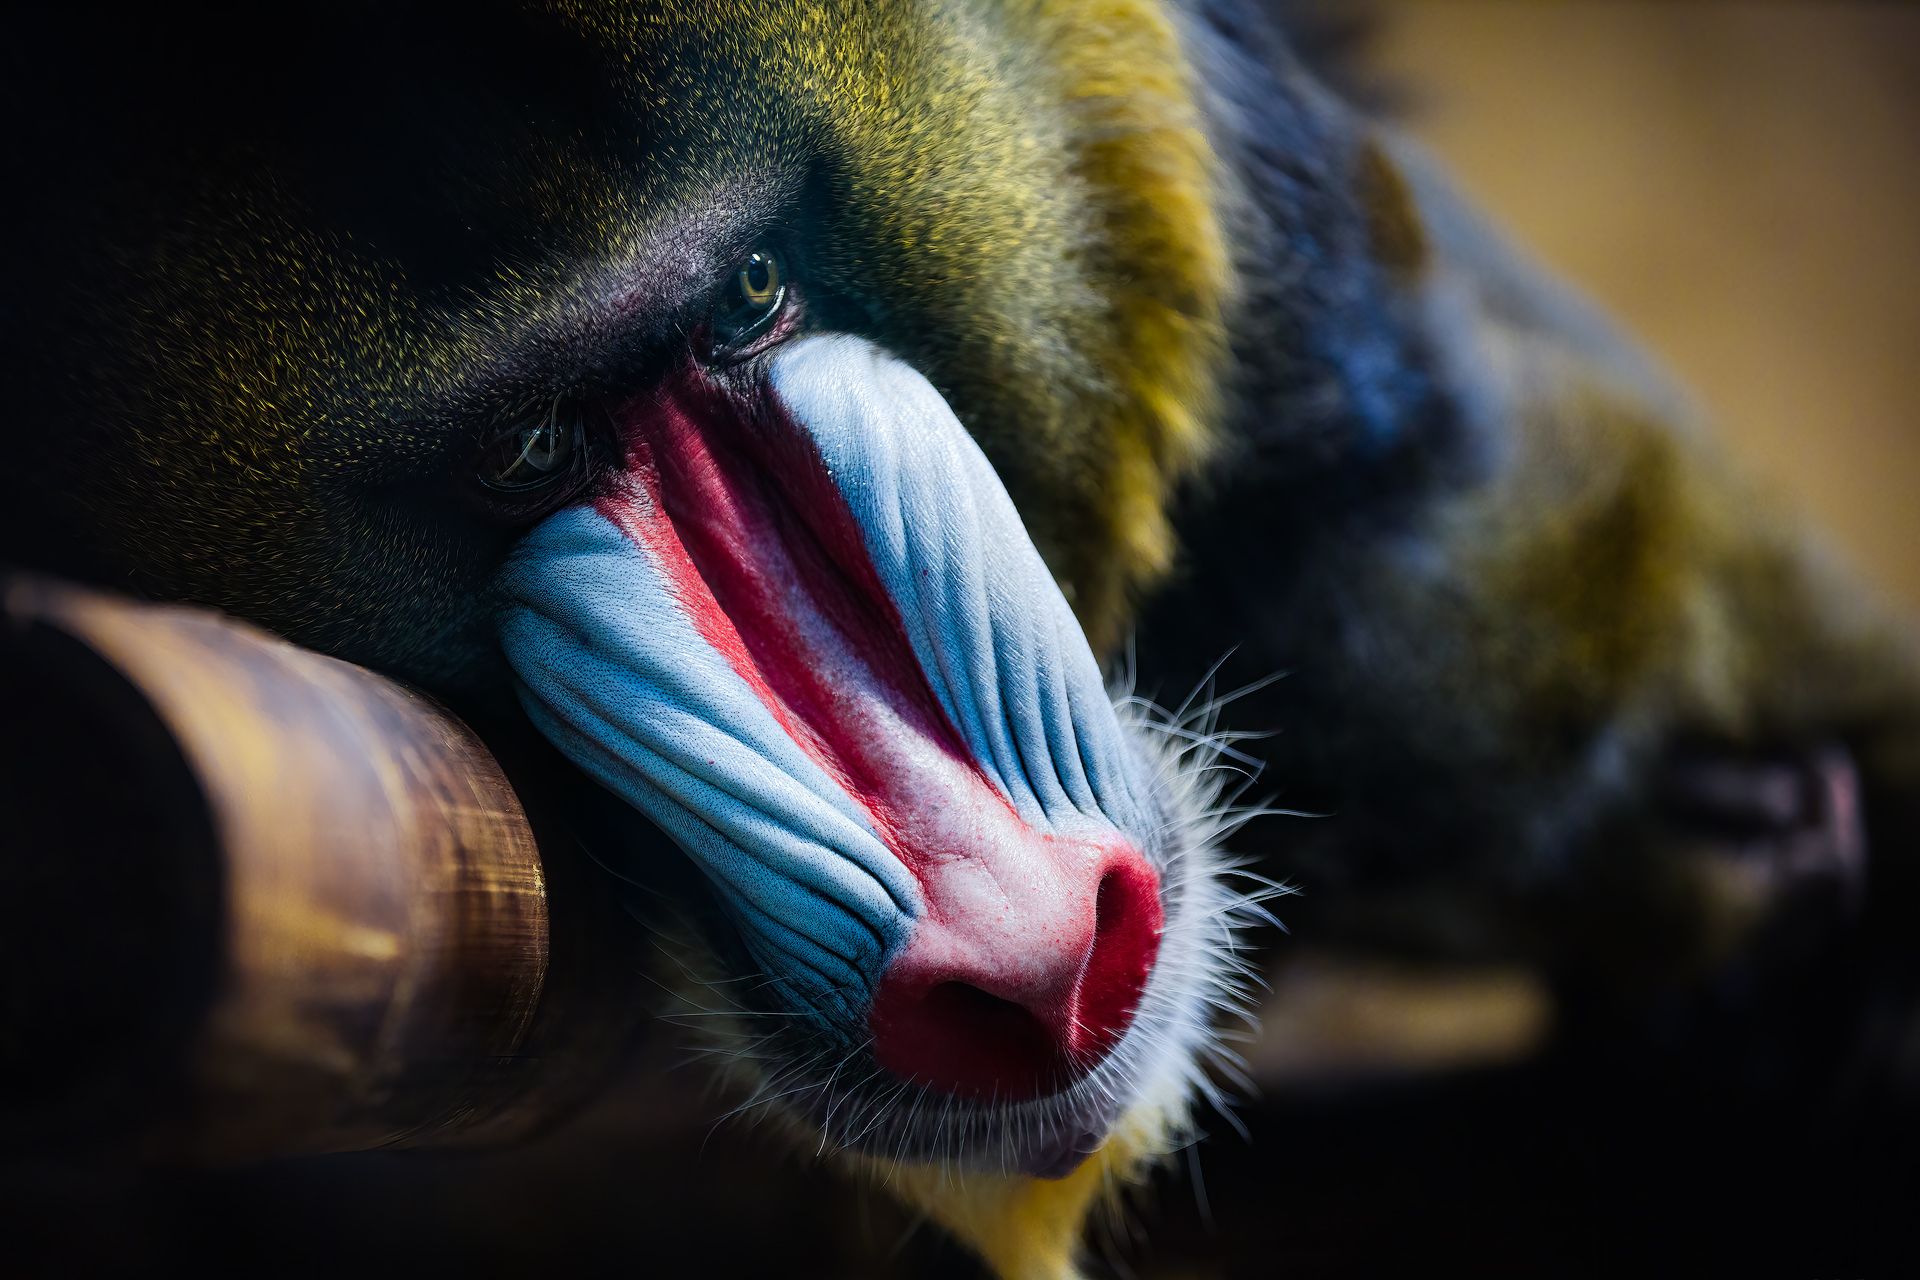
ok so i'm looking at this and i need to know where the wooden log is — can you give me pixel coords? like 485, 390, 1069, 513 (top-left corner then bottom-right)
0, 575, 647, 1161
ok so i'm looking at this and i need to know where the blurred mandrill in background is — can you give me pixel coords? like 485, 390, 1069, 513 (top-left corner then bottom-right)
4, 1, 1917, 1277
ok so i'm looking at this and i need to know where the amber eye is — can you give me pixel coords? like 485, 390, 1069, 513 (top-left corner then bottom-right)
477, 398, 588, 497
709, 248, 788, 352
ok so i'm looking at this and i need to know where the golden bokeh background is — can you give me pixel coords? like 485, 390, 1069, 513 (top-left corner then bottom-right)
1379, 0, 1920, 608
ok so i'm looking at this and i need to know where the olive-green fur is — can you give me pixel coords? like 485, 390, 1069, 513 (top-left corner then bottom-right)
10, 1, 1224, 685
12, 4, 1920, 1273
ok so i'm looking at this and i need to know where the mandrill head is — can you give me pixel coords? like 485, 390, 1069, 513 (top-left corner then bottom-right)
3, 0, 1281, 1266
498, 323, 1257, 1178
504, 338, 1206, 1140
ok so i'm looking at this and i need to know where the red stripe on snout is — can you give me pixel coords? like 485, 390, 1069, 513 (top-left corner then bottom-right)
595, 372, 981, 855
594, 364, 1161, 1100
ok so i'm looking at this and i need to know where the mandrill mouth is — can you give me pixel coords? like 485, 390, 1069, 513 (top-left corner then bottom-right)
501, 335, 1174, 1147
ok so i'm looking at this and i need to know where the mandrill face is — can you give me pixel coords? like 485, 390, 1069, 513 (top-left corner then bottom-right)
5, 0, 1259, 1199
498, 328, 1250, 1177
500, 336, 1203, 1172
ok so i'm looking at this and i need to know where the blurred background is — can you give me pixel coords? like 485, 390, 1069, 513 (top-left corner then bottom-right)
10, 4, 1918, 1277
1378, 0, 1920, 610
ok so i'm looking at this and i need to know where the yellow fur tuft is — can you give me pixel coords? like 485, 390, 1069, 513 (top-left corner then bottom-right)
852, 1101, 1174, 1280
1020, 0, 1232, 646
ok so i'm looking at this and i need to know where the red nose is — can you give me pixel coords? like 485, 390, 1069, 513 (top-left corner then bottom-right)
867, 843, 1162, 1100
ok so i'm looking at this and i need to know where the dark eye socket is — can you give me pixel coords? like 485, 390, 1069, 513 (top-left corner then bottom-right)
473, 253, 791, 509
706, 248, 789, 358
475, 396, 594, 508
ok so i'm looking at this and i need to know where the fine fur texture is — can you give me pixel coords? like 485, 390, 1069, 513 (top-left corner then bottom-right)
3, 4, 1247, 1274
7, 2, 1920, 1276
1146, 0, 1920, 1138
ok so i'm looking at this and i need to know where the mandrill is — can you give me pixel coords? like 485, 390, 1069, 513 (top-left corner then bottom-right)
3, 2, 1917, 1277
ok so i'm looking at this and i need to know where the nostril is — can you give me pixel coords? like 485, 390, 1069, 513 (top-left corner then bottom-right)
924, 981, 1044, 1041
866, 848, 1166, 1100
1075, 860, 1164, 1059
925, 980, 1059, 1080
1095, 869, 1126, 946
869, 976, 1072, 1101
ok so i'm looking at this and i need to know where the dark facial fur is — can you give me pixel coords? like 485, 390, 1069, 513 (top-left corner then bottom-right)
1, 3, 1275, 1268
14, 1, 1913, 1273
1144, 0, 1920, 1125
3, 2, 1225, 687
